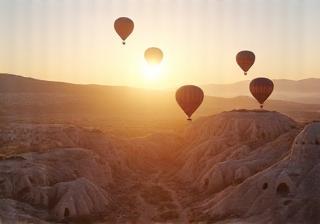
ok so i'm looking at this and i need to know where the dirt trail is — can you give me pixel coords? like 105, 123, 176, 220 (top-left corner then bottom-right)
136, 170, 189, 223
157, 181, 189, 222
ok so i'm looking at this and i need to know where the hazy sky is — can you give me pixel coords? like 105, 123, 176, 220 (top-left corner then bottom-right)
0, 0, 319, 88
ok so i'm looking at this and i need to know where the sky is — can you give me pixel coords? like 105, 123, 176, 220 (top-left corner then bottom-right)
0, 0, 319, 89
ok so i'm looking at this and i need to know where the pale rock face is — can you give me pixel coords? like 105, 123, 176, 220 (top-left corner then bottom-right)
2, 112, 320, 223
290, 121, 320, 164
0, 124, 121, 167
0, 148, 115, 222
193, 122, 320, 223
0, 148, 111, 198
0, 124, 128, 223
185, 110, 297, 143
23, 148, 112, 186
177, 110, 298, 194
234, 166, 251, 183
293, 122, 320, 145
50, 178, 111, 221
0, 158, 50, 199
196, 165, 295, 222
0, 199, 50, 224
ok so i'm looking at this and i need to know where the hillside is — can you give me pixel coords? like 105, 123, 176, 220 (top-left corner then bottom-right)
1, 74, 320, 138
202, 78, 320, 104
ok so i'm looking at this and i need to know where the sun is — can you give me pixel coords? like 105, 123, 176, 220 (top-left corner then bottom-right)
143, 63, 163, 80
138, 59, 168, 88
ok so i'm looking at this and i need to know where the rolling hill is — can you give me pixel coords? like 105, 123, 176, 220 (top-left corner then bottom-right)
1, 73, 320, 137
202, 78, 320, 104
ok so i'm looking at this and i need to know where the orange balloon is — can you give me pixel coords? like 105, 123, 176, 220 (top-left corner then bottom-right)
144, 48, 163, 65
176, 85, 204, 121
236, 51, 255, 75
250, 77, 274, 109
114, 17, 134, 45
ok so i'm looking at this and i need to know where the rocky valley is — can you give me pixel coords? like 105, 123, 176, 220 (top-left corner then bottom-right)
1, 109, 319, 223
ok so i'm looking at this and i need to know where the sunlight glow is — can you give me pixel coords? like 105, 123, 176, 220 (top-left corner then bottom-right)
143, 63, 163, 81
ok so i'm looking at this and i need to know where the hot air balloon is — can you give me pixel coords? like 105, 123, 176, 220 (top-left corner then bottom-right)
250, 77, 274, 109
144, 47, 163, 65
114, 17, 134, 45
176, 85, 204, 121
236, 51, 255, 75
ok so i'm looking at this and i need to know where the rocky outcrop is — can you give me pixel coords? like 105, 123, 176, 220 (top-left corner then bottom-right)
177, 110, 298, 189
0, 199, 50, 224
0, 124, 124, 223
191, 122, 320, 223
290, 121, 320, 164
0, 148, 113, 222
0, 148, 111, 197
3, 111, 320, 224
185, 110, 297, 143
50, 178, 111, 221
0, 124, 122, 166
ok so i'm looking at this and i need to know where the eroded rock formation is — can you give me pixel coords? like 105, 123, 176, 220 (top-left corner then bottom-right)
1, 111, 320, 223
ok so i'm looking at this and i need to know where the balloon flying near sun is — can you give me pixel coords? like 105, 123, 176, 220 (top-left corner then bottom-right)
144, 48, 164, 65
143, 47, 164, 80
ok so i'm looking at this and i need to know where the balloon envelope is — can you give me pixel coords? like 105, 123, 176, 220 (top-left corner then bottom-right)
176, 85, 204, 120
236, 51, 255, 75
114, 17, 134, 44
250, 77, 274, 108
144, 48, 163, 65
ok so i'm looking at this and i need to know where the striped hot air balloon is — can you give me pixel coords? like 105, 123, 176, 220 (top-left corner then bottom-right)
176, 85, 204, 121
236, 51, 255, 75
250, 77, 274, 109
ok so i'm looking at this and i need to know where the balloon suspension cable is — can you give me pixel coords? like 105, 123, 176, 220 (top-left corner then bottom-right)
122, 41, 126, 45
187, 117, 192, 121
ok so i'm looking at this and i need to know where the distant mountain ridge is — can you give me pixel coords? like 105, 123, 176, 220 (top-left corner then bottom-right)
1, 73, 319, 100
202, 78, 320, 104
0, 73, 320, 132
0, 73, 139, 94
